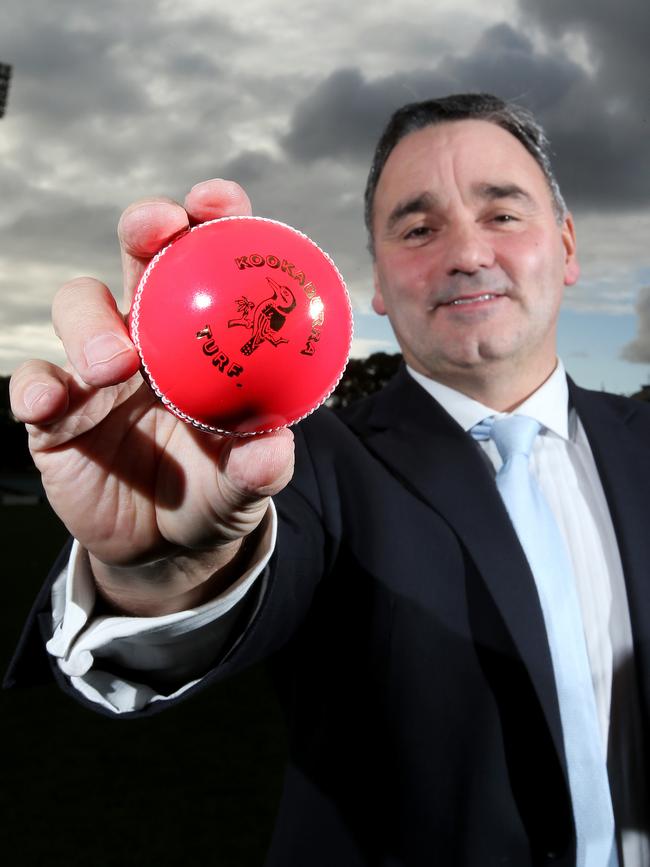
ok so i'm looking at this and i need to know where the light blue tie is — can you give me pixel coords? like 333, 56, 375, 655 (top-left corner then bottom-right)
472, 415, 618, 867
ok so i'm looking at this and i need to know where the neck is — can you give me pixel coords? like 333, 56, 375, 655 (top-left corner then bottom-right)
412, 357, 559, 412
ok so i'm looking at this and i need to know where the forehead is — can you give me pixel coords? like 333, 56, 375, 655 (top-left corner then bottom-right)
373, 119, 550, 218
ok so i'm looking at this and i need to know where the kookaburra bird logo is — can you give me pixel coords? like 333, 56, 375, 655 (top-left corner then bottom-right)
228, 276, 297, 356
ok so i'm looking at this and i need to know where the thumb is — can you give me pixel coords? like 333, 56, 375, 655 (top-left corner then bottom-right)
217, 427, 295, 514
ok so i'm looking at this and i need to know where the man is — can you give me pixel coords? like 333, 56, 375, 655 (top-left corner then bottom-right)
7, 94, 650, 865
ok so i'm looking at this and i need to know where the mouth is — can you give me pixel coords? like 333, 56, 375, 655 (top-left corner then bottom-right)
436, 292, 504, 309
448, 293, 499, 306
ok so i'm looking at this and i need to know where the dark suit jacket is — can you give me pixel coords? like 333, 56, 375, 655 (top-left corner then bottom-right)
7, 367, 650, 866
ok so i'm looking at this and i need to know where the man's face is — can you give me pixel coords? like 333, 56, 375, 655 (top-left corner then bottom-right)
371, 120, 579, 389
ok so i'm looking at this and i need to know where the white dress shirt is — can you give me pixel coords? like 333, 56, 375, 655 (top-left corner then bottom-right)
409, 360, 648, 866
46, 359, 647, 863
46, 508, 277, 712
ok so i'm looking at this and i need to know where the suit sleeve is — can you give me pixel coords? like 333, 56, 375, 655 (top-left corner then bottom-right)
3, 411, 336, 718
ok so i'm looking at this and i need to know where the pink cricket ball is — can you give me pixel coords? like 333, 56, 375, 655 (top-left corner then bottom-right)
129, 216, 353, 435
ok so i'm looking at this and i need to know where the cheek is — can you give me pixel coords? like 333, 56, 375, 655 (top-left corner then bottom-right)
498, 233, 541, 268
382, 252, 435, 299
497, 232, 563, 291
376, 261, 419, 310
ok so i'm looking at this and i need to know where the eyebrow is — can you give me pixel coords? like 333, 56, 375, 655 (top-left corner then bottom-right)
472, 182, 536, 208
385, 192, 438, 232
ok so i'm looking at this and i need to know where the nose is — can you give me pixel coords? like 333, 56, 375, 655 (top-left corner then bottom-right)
443, 220, 495, 275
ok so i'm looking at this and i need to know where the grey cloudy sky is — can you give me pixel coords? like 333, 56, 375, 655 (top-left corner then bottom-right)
1, 0, 648, 391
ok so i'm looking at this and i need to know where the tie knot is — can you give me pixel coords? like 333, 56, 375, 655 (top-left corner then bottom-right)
472, 415, 541, 463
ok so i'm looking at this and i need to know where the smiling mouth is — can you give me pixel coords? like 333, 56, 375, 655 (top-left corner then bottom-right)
440, 293, 502, 308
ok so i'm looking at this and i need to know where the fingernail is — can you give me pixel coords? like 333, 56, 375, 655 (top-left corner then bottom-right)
24, 383, 51, 411
83, 333, 132, 368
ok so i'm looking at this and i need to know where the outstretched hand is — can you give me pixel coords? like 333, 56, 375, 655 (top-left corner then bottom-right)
10, 180, 295, 614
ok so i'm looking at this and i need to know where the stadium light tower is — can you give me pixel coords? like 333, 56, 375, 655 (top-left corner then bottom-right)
0, 63, 12, 118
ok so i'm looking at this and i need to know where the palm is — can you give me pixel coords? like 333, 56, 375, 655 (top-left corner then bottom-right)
29, 368, 284, 567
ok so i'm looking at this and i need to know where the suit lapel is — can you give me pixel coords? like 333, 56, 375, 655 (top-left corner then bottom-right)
345, 367, 567, 762
569, 381, 650, 726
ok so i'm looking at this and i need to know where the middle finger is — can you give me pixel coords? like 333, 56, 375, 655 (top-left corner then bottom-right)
118, 197, 190, 307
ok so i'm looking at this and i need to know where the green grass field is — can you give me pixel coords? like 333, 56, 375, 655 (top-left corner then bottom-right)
1, 502, 287, 866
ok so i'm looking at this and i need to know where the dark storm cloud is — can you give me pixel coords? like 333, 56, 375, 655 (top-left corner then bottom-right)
282, 16, 649, 211
542, 98, 650, 211
282, 67, 456, 162
621, 287, 650, 364
448, 24, 586, 111
516, 0, 650, 209
282, 25, 585, 164
218, 151, 279, 187
518, 0, 648, 92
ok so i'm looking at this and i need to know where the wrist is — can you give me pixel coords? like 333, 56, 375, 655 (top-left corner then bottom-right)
90, 537, 248, 616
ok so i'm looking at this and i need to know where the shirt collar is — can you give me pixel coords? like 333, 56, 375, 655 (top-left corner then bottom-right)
406, 360, 570, 440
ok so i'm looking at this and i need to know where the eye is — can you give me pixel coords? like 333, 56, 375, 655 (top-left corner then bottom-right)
403, 225, 435, 243
491, 213, 519, 225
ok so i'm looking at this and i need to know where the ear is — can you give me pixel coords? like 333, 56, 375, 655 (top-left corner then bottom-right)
371, 264, 387, 316
561, 213, 580, 287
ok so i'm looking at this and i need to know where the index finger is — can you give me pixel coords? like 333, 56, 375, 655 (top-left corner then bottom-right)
117, 180, 253, 308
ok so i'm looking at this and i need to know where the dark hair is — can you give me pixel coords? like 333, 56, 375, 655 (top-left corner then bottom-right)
364, 92, 566, 256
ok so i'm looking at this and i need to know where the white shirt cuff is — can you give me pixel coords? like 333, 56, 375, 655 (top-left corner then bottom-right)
45, 503, 277, 714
